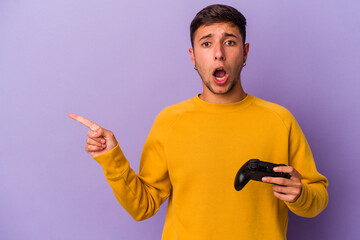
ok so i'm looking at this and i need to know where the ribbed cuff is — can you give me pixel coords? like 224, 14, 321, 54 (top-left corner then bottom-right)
285, 181, 309, 211
92, 142, 129, 179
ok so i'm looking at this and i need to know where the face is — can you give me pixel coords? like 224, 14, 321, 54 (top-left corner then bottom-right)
189, 22, 249, 98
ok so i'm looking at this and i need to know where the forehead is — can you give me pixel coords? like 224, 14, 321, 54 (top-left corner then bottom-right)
194, 22, 242, 40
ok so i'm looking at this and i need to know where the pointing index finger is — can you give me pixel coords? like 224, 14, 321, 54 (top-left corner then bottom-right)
68, 113, 100, 131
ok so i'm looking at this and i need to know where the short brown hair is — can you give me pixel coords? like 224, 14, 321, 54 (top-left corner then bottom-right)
190, 4, 247, 48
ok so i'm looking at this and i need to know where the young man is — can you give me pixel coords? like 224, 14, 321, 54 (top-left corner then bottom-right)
69, 4, 328, 239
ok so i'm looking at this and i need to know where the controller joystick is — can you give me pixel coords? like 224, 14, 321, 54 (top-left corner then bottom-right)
234, 159, 291, 191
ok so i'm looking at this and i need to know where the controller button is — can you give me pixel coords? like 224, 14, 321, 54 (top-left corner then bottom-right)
248, 162, 258, 170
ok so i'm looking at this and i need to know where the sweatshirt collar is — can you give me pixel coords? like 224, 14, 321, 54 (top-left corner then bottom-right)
192, 93, 254, 113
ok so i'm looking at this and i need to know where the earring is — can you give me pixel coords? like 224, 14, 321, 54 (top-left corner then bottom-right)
194, 66, 198, 71
242, 62, 246, 67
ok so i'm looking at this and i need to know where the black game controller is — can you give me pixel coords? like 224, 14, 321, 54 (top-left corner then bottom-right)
234, 159, 291, 191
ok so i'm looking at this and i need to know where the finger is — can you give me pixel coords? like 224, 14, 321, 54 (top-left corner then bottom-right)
273, 191, 296, 202
87, 128, 105, 143
273, 166, 299, 175
273, 166, 294, 173
87, 128, 104, 138
85, 144, 105, 152
68, 113, 101, 131
273, 188, 301, 203
272, 185, 301, 195
93, 137, 106, 144
273, 166, 302, 180
87, 138, 106, 148
262, 176, 292, 186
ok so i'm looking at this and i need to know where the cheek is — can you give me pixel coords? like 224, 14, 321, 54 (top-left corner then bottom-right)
195, 49, 212, 62
230, 54, 244, 67
196, 56, 211, 72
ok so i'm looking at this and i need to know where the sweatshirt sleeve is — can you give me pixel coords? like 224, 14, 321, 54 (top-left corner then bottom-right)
284, 112, 329, 218
92, 109, 174, 221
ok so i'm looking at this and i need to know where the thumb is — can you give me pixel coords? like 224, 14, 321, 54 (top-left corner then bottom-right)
93, 127, 115, 142
91, 126, 104, 138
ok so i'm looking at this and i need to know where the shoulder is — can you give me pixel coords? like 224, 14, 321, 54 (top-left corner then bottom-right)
251, 96, 297, 130
157, 98, 194, 119
151, 97, 195, 130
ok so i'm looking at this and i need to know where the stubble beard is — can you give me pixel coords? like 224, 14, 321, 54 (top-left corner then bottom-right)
202, 77, 237, 95
199, 67, 242, 95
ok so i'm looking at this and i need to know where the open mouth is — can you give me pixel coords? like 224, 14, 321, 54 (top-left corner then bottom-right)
213, 67, 228, 85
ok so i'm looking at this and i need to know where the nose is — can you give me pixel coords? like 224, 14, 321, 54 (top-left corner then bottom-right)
214, 42, 225, 61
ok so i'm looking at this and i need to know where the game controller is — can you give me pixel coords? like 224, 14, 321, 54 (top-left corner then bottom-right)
234, 159, 291, 191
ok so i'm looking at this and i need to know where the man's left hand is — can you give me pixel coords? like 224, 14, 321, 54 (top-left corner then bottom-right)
262, 166, 302, 203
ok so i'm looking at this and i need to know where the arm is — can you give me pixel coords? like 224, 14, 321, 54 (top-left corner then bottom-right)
263, 112, 328, 218
285, 115, 328, 217
69, 113, 171, 221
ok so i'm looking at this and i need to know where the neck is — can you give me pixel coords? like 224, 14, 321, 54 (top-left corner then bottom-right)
199, 79, 247, 104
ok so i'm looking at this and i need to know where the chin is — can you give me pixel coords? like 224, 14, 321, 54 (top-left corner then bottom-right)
212, 82, 236, 95
209, 86, 233, 95
203, 76, 237, 95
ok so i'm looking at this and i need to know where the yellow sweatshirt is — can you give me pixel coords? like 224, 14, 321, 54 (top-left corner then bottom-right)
93, 94, 328, 240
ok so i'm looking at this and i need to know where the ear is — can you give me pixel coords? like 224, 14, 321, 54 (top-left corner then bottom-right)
189, 48, 196, 66
243, 43, 250, 62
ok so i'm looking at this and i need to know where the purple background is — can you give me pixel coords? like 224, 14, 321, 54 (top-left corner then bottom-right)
1, 0, 359, 239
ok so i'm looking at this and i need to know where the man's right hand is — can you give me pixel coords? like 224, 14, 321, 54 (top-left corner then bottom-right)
68, 113, 118, 157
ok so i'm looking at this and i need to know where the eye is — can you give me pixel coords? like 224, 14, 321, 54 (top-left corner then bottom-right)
201, 42, 211, 47
225, 40, 235, 46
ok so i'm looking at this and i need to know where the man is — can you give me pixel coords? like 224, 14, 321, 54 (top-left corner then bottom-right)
69, 4, 328, 239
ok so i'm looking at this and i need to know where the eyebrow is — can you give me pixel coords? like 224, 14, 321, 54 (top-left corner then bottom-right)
224, 33, 237, 38
198, 32, 238, 42
199, 33, 213, 42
